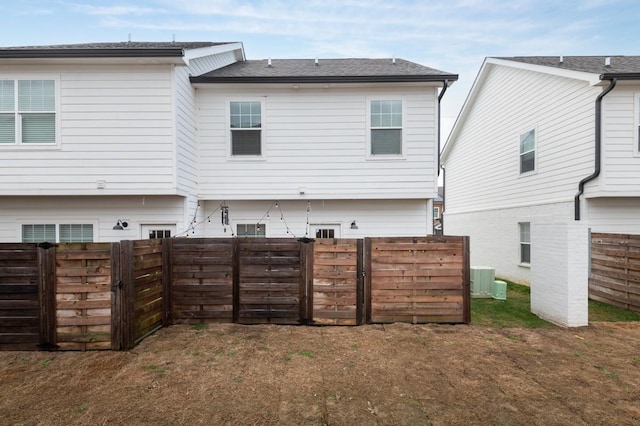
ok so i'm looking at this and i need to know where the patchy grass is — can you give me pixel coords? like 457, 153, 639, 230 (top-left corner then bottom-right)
471, 281, 554, 328
472, 279, 640, 327
588, 299, 640, 322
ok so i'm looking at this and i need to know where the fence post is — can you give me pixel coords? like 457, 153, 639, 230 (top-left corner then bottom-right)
364, 238, 372, 324
119, 240, 135, 349
162, 238, 173, 327
298, 237, 315, 324
356, 239, 365, 325
232, 239, 240, 323
110, 242, 123, 350
462, 236, 471, 324
37, 243, 57, 350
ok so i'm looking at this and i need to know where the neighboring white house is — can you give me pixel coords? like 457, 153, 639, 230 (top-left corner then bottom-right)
0, 41, 245, 243
441, 56, 640, 326
0, 42, 457, 242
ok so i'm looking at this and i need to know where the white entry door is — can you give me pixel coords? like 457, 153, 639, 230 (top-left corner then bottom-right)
141, 224, 176, 239
310, 224, 341, 239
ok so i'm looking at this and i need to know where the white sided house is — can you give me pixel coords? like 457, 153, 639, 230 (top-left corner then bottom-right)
441, 56, 640, 326
191, 58, 457, 239
0, 42, 457, 243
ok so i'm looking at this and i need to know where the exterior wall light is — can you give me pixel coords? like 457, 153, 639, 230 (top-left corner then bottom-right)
113, 220, 129, 230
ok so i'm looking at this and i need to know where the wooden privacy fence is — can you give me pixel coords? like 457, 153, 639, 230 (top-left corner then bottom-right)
590, 233, 640, 313
0, 236, 469, 351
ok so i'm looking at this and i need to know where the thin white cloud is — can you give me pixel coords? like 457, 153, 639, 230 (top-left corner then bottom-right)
71, 3, 167, 16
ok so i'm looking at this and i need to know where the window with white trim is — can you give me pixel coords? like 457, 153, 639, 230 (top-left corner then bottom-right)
519, 129, 535, 173
230, 101, 262, 156
236, 223, 266, 238
22, 224, 93, 243
433, 207, 440, 219
0, 79, 56, 144
370, 100, 402, 155
519, 222, 530, 264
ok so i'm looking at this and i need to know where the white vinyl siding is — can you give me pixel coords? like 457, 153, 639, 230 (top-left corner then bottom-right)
0, 79, 56, 144
370, 99, 403, 156
0, 65, 177, 195
443, 64, 600, 214
202, 199, 430, 238
175, 50, 240, 197
198, 87, 438, 200
598, 86, 640, 195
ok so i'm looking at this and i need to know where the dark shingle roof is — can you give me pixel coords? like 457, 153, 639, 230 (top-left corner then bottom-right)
495, 55, 640, 79
191, 58, 458, 83
0, 42, 234, 58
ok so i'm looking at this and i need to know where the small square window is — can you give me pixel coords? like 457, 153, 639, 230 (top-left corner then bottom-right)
22, 224, 56, 243
59, 224, 94, 243
236, 223, 266, 238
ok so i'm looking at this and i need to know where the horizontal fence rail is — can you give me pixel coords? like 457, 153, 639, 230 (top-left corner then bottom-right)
0, 236, 470, 351
590, 233, 640, 313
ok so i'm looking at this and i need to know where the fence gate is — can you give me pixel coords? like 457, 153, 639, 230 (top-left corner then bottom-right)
237, 238, 311, 324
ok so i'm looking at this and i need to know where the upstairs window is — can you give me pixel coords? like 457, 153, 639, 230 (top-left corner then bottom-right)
0, 79, 56, 145
519, 222, 531, 264
370, 100, 402, 155
519, 129, 535, 173
230, 101, 262, 156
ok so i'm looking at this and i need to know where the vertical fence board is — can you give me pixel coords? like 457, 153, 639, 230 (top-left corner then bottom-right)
111, 242, 123, 350
38, 245, 57, 349
590, 233, 640, 313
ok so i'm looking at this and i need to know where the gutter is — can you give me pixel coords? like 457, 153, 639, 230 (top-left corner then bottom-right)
437, 80, 449, 176
190, 74, 459, 84
574, 78, 617, 220
0, 48, 187, 59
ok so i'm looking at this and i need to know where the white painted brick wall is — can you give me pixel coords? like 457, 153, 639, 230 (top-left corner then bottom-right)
444, 201, 573, 284
531, 222, 588, 327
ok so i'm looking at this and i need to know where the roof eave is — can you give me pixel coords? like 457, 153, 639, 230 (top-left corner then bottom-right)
600, 72, 640, 80
190, 74, 458, 84
0, 48, 186, 59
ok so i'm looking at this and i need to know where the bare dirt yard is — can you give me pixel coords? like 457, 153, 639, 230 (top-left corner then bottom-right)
1, 321, 639, 425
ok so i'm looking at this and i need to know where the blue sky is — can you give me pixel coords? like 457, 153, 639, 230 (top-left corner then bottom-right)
3, 0, 638, 136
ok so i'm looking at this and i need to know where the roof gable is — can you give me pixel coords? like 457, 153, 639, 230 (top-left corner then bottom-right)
191, 58, 458, 84
499, 55, 640, 76
442, 55, 640, 162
